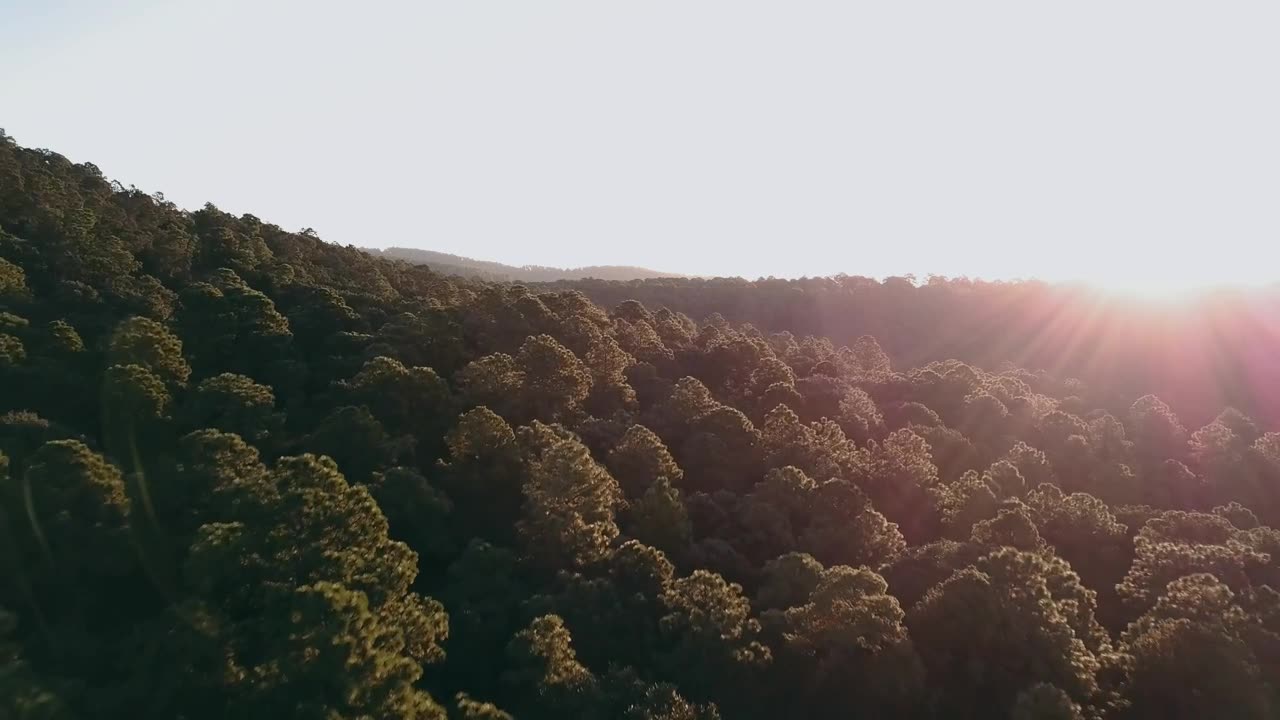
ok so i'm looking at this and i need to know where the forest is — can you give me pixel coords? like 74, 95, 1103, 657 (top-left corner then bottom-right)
3, 129, 1280, 719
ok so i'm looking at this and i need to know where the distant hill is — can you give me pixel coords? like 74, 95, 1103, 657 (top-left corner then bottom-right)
365, 246, 686, 282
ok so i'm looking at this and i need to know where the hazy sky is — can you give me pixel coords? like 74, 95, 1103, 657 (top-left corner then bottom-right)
3, 1, 1278, 285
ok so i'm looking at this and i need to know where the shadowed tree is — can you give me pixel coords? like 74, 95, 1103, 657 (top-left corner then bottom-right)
0, 606, 73, 720
338, 355, 453, 461
435, 407, 524, 546
970, 502, 1047, 553
307, 405, 406, 483
657, 570, 771, 711
908, 550, 1101, 719
180, 373, 281, 446
1128, 395, 1189, 471
772, 565, 926, 719
607, 424, 684, 500
800, 478, 906, 568
502, 614, 601, 718
625, 476, 693, 558
755, 552, 826, 612
436, 540, 528, 697
863, 428, 940, 541
370, 466, 457, 574
1011, 683, 1084, 720
1117, 616, 1270, 720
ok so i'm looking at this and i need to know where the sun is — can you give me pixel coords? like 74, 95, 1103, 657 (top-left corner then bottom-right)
1095, 277, 1206, 302
1062, 268, 1270, 303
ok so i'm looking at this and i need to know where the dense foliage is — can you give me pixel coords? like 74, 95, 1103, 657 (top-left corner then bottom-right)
3, 130, 1280, 719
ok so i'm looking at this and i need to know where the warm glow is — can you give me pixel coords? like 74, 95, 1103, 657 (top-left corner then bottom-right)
1056, 270, 1275, 304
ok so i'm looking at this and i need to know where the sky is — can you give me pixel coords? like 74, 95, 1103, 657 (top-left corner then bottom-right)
2, 0, 1278, 286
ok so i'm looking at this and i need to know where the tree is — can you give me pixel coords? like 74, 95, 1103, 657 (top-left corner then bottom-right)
517, 334, 593, 424
179, 452, 451, 717
607, 424, 684, 500
154, 428, 269, 545
1117, 618, 1270, 720
1117, 511, 1267, 617
1026, 483, 1131, 618
880, 539, 986, 609
0, 606, 72, 719
307, 405, 405, 483
865, 428, 940, 542
22, 439, 134, 580
932, 470, 999, 540
1002, 441, 1056, 489
370, 467, 457, 571
971, 502, 1047, 552
774, 566, 925, 718
908, 551, 1100, 718
175, 271, 293, 383
848, 335, 891, 378
101, 362, 172, 459
0, 333, 25, 368
435, 407, 525, 546
625, 477, 692, 557
240, 582, 447, 720
181, 373, 280, 444
755, 552, 826, 612
455, 693, 514, 720
986, 459, 1027, 498
600, 666, 722, 720
679, 406, 762, 494
657, 570, 771, 709
107, 316, 191, 388
516, 422, 622, 572
836, 386, 885, 444
1011, 683, 1083, 720
0, 257, 27, 299
436, 540, 528, 696
1128, 395, 1188, 469
339, 356, 453, 459
800, 478, 906, 568
503, 614, 600, 718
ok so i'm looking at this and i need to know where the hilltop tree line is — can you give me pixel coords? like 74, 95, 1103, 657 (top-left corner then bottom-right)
546, 276, 1280, 431
4, 130, 1280, 719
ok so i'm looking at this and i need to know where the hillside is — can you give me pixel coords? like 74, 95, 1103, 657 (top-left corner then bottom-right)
3, 130, 1280, 720
366, 246, 685, 282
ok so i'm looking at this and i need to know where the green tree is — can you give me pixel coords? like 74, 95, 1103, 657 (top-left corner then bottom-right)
503, 614, 600, 718
0, 606, 73, 720
181, 373, 280, 444
339, 356, 453, 459
516, 422, 622, 572
908, 551, 1100, 718
107, 316, 191, 388
1011, 683, 1084, 720
435, 407, 524, 545
774, 566, 925, 718
657, 570, 771, 708
625, 477, 692, 557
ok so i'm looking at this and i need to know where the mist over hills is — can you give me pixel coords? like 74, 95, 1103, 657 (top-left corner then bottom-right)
365, 246, 687, 282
